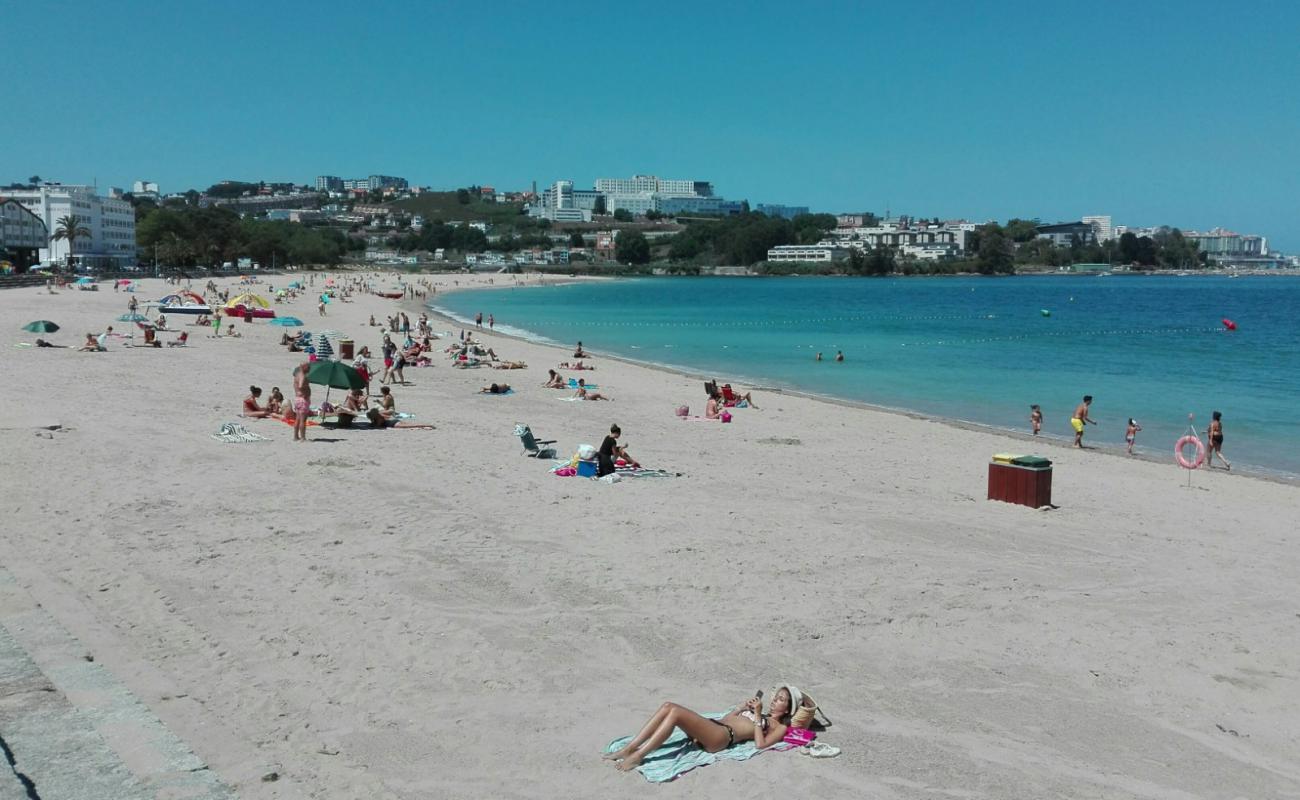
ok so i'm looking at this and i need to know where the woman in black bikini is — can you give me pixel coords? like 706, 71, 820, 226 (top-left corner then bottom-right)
1206, 410, 1231, 469
605, 687, 798, 772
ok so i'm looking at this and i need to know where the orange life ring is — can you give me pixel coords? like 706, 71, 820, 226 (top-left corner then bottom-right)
1175, 435, 1205, 469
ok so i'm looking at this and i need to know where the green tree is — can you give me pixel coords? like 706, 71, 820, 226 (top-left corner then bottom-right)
865, 244, 896, 275
569, 232, 586, 248
456, 188, 472, 205
615, 230, 650, 264
613, 208, 634, 222
593, 195, 607, 215
1003, 218, 1041, 242
50, 214, 92, 265
975, 224, 1014, 274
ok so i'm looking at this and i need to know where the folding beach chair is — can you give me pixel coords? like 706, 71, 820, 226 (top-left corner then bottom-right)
514, 423, 557, 458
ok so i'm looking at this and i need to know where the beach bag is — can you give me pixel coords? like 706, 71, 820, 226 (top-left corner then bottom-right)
577, 444, 597, 461
791, 691, 831, 730
720, 411, 732, 423
676, 405, 689, 417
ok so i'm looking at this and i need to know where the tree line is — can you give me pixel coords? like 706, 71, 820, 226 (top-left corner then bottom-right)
135, 205, 357, 267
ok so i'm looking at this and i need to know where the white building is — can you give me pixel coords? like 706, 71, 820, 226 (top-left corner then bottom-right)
1082, 215, 1113, 242
6, 185, 136, 268
766, 244, 849, 263
595, 175, 714, 216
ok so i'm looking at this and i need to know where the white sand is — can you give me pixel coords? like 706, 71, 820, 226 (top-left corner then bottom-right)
3, 275, 1298, 799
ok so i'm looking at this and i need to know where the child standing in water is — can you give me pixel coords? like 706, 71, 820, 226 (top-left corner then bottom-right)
1030, 405, 1042, 435
1125, 418, 1142, 455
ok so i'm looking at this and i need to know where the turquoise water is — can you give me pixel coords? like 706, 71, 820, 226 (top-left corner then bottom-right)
433, 276, 1300, 477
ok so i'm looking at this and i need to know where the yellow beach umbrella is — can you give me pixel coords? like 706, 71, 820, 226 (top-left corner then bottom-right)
226, 293, 270, 308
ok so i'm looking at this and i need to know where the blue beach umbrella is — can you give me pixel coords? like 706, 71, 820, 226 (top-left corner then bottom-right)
117, 313, 149, 322
269, 316, 304, 326
75, 276, 94, 284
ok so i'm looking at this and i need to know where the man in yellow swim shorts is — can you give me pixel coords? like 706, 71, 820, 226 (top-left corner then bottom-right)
1071, 395, 1095, 448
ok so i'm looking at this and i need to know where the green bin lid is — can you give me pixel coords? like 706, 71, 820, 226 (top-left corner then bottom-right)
1011, 455, 1052, 468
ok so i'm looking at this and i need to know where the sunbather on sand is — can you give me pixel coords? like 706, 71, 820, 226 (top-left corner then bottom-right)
574, 379, 610, 401
721, 383, 758, 409
365, 387, 434, 429
544, 369, 566, 388
493, 360, 526, 370
243, 386, 271, 418
266, 387, 285, 417
704, 390, 723, 419
78, 333, 105, 352
479, 383, 511, 394
605, 687, 797, 772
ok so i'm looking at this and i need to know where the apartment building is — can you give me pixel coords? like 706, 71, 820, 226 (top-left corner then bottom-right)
5, 184, 136, 268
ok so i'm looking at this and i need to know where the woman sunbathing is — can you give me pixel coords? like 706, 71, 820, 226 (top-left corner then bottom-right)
480, 383, 511, 394
493, 360, 526, 370
605, 687, 798, 772
574, 379, 610, 401
243, 386, 271, 418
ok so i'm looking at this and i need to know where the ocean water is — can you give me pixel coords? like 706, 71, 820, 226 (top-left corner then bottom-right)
433, 275, 1300, 477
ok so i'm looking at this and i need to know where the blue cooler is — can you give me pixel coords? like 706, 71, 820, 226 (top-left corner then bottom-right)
576, 459, 598, 478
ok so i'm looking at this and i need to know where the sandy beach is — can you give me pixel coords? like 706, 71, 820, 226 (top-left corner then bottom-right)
3, 274, 1298, 799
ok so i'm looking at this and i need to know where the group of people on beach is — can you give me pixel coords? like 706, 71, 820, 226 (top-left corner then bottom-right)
1034, 396, 1232, 468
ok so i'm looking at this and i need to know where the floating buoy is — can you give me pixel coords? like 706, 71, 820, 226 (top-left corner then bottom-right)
1222, 318, 1237, 331
1040, 309, 1051, 317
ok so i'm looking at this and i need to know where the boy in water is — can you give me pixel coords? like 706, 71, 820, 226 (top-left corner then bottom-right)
1030, 405, 1042, 436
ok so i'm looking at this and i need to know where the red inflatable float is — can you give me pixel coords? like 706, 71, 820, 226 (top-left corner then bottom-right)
1222, 318, 1237, 331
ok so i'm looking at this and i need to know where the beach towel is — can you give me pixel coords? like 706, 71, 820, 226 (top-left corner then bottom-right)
615, 466, 682, 478
211, 422, 270, 443
604, 713, 794, 783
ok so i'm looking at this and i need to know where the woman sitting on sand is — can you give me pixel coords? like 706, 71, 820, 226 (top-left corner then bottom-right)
543, 369, 565, 389
574, 379, 610, 401
243, 386, 271, 418
704, 389, 723, 420
605, 687, 801, 772
266, 387, 286, 417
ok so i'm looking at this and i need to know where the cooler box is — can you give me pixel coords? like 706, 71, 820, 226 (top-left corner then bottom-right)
987, 458, 1052, 508
338, 339, 355, 360
576, 459, 598, 478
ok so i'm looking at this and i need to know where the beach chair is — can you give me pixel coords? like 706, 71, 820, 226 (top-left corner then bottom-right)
514, 424, 557, 458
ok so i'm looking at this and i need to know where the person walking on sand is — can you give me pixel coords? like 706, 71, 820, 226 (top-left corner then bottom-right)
292, 361, 312, 442
1206, 411, 1231, 469
1030, 404, 1042, 436
1125, 418, 1142, 455
1071, 395, 1096, 448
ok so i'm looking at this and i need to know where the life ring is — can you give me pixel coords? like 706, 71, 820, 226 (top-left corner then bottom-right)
1175, 435, 1205, 469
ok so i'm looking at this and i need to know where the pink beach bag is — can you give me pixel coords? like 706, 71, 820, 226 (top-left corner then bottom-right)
720, 411, 732, 423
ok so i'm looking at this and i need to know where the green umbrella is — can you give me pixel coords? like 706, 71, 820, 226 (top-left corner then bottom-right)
23, 320, 59, 333
306, 360, 364, 391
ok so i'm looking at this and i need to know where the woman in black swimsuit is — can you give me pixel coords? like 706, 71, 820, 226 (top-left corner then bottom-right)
605, 687, 798, 772
1206, 410, 1231, 469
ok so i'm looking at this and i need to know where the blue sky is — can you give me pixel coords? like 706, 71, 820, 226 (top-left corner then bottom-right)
5, 0, 1298, 249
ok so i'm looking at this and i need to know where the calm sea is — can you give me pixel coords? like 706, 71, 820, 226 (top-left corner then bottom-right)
432, 275, 1300, 477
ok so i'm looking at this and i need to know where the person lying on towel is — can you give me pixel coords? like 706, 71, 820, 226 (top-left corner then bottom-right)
605, 686, 803, 772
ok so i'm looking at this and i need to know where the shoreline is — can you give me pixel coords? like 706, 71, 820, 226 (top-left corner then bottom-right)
416, 276, 1299, 487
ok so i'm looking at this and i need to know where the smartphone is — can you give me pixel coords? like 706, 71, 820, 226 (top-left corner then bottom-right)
755, 689, 763, 701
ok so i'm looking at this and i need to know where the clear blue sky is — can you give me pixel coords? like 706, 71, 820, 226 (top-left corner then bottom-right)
5, 0, 1298, 249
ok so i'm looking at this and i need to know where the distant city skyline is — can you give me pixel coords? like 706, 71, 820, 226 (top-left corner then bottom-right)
5, 1, 1297, 250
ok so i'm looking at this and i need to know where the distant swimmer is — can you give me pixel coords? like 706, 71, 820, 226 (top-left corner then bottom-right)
1030, 404, 1042, 436
815, 352, 823, 362
1071, 395, 1096, 448
835, 351, 844, 362
1206, 411, 1231, 469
